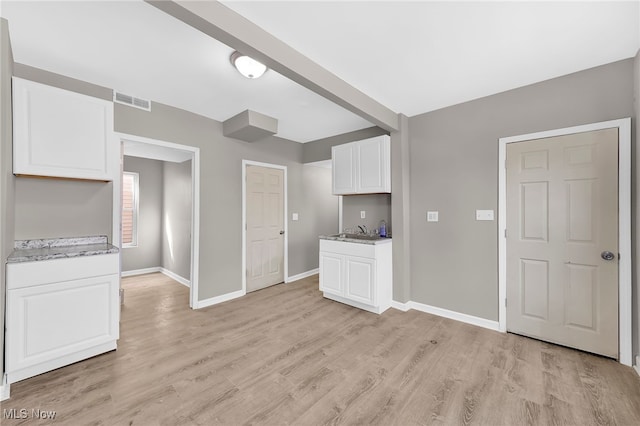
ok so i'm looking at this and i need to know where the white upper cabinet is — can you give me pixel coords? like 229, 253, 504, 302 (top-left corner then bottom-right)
357, 135, 390, 193
332, 135, 390, 195
332, 142, 357, 194
12, 77, 117, 181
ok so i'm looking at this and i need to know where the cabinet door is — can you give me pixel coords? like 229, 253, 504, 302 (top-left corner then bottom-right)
345, 255, 376, 305
357, 135, 390, 193
12, 77, 117, 181
6, 274, 120, 376
332, 143, 357, 194
319, 252, 344, 296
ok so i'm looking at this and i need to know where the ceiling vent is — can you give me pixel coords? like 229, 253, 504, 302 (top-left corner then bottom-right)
113, 91, 151, 111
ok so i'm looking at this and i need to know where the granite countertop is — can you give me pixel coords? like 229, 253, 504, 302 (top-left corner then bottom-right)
8, 235, 119, 263
319, 234, 392, 245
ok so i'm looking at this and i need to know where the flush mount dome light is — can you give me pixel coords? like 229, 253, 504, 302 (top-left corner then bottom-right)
230, 51, 267, 79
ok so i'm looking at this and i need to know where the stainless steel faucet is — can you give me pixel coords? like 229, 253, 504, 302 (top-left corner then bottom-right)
357, 225, 368, 234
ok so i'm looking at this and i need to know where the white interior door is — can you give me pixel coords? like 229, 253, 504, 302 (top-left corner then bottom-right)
246, 165, 285, 292
506, 128, 619, 358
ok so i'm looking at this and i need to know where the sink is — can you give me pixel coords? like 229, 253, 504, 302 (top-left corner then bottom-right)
330, 233, 382, 241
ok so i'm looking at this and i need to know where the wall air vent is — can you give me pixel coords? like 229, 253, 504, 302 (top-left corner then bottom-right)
113, 91, 151, 111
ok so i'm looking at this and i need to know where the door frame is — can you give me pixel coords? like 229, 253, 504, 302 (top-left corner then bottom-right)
115, 132, 201, 310
241, 160, 288, 293
498, 118, 631, 366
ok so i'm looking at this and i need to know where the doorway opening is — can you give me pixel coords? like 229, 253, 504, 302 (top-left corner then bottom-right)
116, 133, 200, 309
497, 118, 631, 365
242, 160, 288, 293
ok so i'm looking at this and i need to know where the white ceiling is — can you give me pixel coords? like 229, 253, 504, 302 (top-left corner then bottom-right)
2, 1, 639, 143
223, 0, 640, 117
0, 0, 373, 143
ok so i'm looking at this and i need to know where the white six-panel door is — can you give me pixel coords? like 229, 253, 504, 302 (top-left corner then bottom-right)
246, 165, 285, 292
506, 128, 619, 358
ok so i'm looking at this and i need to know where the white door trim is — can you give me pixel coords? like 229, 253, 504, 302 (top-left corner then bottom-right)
498, 118, 632, 366
115, 132, 201, 310
242, 160, 288, 293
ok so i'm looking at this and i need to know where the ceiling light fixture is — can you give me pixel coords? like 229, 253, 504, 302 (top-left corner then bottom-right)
230, 51, 267, 79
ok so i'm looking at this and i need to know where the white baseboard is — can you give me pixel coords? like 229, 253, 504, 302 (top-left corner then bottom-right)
1, 375, 9, 401
286, 268, 319, 283
160, 268, 190, 287
398, 300, 500, 332
121, 267, 161, 277
121, 267, 190, 287
391, 300, 411, 312
194, 289, 245, 309
634, 356, 640, 377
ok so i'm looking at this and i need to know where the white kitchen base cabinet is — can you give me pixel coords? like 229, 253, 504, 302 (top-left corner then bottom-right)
5, 254, 120, 384
319, 239, 392, 314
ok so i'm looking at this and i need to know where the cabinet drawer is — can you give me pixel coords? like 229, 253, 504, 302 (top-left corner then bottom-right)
320, 240, 375, 258
7, 254, 119, 290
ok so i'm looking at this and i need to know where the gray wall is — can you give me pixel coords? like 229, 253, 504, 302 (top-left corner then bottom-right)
122, 156, 163, 272
293, 164, 338, 270
114, 101, 327, 299
0, 17, 15, 388
12, 64, 114, 242
634, 49, 640, 361
10, 65, 336, 302
14, 178, 113, 240
408, 59, 635, 322
342, 194, 391, 235
390, 114, 411, 303
162, 160, 192, 280
302, 126, 387, 163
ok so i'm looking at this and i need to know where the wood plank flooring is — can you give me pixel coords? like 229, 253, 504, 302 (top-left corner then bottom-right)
2, 272, 640, 425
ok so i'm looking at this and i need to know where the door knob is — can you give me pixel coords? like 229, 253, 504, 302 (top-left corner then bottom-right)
601, 251, 615, 261
279, 230, 285, 235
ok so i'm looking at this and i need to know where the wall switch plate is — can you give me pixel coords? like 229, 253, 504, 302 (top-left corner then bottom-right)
427, 211, 439, 222
360, 210, 366, 219
476, 210, 494, 221
292, 213, 299, 221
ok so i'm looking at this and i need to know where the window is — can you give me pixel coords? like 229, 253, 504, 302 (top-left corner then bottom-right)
122, 172, 139, 247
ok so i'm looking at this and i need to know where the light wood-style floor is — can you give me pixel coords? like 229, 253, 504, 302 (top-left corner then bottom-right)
3, 273, 640, 425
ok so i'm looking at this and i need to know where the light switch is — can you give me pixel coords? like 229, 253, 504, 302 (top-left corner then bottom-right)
292, 213, 299, 221
360, 211, 366, 219
476, 210, 494, 221
427, 211, 439, 222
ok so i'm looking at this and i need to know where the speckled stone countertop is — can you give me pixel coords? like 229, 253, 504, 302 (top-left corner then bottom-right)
8, 235, 119, 263
319, 234, 392, 245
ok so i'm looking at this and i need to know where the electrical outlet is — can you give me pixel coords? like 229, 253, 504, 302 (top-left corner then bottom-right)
427, 211, 439, 222
360, 211, 366, 219
292, 213, 299, 221
476, 210, 494, 221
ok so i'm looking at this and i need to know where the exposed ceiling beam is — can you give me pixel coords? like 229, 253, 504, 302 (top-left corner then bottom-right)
145, 0, 399, 132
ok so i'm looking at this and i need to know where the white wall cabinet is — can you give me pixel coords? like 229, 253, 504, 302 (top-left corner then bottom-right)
331, 142, 357, 194
319, 239, 392, 314
12, 77, 117, 181
5, 254, 120, 384
332, 135, 390, 195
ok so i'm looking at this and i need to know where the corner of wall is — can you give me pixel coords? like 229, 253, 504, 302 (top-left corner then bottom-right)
0, 16, 15, 387
633, 48, 640, 361
391, 113, 411, 303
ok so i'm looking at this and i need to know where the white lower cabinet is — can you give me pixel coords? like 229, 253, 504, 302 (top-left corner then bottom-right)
319, 252, 344, 296
344, 256, 376, 306
5, 254, 120, 384
319, 239, 392, 314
